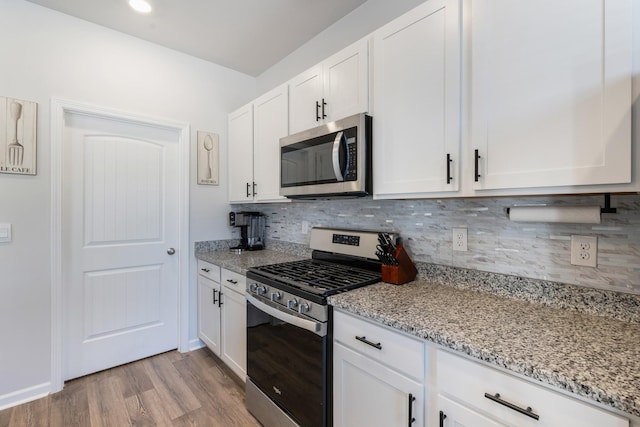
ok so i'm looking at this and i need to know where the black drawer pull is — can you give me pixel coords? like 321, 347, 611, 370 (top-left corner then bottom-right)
484, 393, 539, 420
201, 268, 210, 273
355, 335, 382, 350
226, 279, 238, 284
474, 149, 481, 182
439, 411, 447, 427
446, 153, 452, 184
408, 393, 416, 426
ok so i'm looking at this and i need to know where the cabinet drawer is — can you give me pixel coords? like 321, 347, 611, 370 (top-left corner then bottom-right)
197, 260, 220, 282
334, 310, 424, 381
221, 269, 246, 295
437, 350, 628, 427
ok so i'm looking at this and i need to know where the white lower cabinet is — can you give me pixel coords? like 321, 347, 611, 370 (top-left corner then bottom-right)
220, 269, 247, 381
197, 261, 221, 354
437, 350, 629, 427
197, 260, 246, 381
333, 310, 425, 427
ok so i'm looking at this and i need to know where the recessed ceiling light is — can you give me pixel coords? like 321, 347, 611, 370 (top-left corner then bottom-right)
129, 0, 152, 14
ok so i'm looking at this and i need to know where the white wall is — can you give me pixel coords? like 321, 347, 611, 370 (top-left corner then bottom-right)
257, 0, 425, 92
0, 0, 255, 407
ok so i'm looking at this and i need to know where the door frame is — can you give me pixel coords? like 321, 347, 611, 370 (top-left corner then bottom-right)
50, 98, 190, 392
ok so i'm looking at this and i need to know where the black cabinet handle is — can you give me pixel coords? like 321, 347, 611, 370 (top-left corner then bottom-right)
246, 182, 251, 197
253, 182, 257, 196
355, 335, 382, 350
408, 393, 416, 426
321, 98, 327, 119
212, 289, 217, 305
201, 268, 210, 273
218, 291, 223, 307
446, 153, 452, 184
439, 411, 447, 427
474, 149, 481, 182
316, 101, 321, 121
484, 393, 539, 420
226, 279, 238, 284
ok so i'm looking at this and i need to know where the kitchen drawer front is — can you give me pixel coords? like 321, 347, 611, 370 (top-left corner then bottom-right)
334, 310, 424, 381
197, 260, 220, 282
221, 268, 246, 295
437, 350, 628, 427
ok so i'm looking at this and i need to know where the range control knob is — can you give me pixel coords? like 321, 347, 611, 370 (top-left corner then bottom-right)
287, 299, 298, 310
256, 285, 267, 296
270, 292, 282, 302
248, 283, 257, 293
298, 303, 311, 314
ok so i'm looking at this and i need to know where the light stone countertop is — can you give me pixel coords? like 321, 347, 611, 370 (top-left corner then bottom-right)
195, 245, 640, 419
328, 280, 640, 419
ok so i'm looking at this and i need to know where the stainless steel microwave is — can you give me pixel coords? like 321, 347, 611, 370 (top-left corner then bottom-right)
279, 113, 372, 199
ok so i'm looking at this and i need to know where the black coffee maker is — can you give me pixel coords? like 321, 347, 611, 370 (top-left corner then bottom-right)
229, 212, 266, 252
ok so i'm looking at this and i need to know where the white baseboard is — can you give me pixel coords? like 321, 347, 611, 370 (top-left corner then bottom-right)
0, 382, 51, 411
187, 338, 206, 352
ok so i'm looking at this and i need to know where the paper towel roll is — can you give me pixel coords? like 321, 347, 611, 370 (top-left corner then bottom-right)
508, 206, 601, 224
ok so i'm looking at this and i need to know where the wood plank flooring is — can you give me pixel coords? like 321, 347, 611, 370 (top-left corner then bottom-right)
0, 348, 261, 427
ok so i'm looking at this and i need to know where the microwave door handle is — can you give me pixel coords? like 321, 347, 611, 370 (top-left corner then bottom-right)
332, 131, 345, 182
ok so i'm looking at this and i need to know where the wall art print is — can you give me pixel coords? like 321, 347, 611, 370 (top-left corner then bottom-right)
0, 97, 37, 175
197, 130, 219, 185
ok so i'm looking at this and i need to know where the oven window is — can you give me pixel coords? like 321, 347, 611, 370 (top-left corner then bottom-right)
247, 302, 326, 427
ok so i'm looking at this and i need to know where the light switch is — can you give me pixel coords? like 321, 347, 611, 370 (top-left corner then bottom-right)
0, 223, 12, 243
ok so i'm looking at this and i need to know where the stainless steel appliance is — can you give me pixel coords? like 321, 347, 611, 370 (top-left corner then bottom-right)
229, 211, 266, 252
279, 113, 372, 199
245, 227, 389, 427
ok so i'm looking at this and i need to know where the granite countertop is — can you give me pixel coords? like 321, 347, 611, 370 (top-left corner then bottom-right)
196, 248, 303, 275
329, 280, 640, 418
195, 244, 639, 418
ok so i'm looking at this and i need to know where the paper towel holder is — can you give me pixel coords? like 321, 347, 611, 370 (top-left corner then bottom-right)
505, 193, 617, 219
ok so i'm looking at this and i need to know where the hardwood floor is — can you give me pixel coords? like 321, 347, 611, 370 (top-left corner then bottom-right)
0, 348, 261, 427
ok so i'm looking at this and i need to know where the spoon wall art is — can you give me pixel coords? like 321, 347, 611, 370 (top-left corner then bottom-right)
197, 131, 219, 185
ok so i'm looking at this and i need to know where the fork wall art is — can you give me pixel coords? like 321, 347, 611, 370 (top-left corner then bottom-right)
197, 131, 219, 185
0, 97, 37, 175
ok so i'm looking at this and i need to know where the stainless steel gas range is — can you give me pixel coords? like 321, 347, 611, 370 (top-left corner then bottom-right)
245, 227, 389, 427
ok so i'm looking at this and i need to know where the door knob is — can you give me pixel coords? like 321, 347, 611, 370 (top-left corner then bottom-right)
167, 248, 176, 255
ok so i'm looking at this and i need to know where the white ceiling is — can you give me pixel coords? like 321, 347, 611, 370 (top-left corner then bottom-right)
24, 0, 368, 76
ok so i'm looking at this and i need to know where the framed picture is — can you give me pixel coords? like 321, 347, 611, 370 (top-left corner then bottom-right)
0, 97, 37, 175
197, 131, 219, 185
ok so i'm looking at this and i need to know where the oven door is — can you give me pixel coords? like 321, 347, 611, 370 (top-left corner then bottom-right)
246, 293, 328, 427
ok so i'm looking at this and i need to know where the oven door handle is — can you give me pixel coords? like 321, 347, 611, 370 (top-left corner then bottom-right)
246, 293, 327, 337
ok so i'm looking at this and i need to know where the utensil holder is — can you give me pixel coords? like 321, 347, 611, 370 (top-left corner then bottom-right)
381, 245, 417, 285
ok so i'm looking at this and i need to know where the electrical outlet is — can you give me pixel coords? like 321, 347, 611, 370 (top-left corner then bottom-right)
453, 228, 468, 252
570, 235, 597, 267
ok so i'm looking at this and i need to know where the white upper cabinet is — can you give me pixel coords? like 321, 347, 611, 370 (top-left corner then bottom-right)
289, 38, 369, 134
372, 0, 462, 199
470, 0, 633, 192
228, 84, 289, 203
253, 84, 289, 202
228, 103, 254, 203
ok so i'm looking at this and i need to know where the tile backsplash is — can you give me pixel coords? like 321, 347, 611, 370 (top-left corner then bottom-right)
235, 194, 640, 295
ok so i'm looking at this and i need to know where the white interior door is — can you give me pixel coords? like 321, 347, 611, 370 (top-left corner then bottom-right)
62, 111, 181, 381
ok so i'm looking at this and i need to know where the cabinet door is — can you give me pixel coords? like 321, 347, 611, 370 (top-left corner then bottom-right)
220, 283, 247, 381
323, 38, 369, 123
439, 395, 506, 427
470, 0, 632, 191
228, 103, 254, 203
289, 64, 323, 134
334, 342, 424, 427
373, 0, 461, 198
197, 275, 221, 355
253, 84, 289, 202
